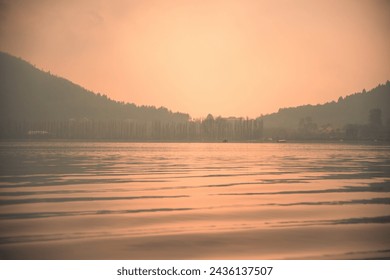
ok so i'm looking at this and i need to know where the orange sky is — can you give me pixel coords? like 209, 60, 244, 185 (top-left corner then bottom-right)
0, 0, 389, 118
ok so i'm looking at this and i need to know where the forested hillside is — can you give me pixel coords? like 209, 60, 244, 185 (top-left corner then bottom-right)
0, 52, 189, 122
1, 51, 388, 141
262, 82, 390, 129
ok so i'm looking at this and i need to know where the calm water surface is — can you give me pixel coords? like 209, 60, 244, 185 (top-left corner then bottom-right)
0, 142, 389, 259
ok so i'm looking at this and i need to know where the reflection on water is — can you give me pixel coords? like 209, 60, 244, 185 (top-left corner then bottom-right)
0, 142, 389, 259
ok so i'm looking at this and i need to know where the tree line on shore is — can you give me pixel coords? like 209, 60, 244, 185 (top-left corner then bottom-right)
0, 115, 264, 142
2, 109, 389, 141
262, 108, 390, 141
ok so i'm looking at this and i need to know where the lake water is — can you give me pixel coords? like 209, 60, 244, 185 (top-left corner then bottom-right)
0, 142, 389, 259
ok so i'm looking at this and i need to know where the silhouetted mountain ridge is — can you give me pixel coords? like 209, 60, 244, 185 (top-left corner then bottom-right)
0, 52, 189, 122
261, 82, 390, 129
1, 51, 389, 140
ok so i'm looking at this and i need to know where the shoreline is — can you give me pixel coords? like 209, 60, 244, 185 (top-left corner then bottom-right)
1, 223, 389, 260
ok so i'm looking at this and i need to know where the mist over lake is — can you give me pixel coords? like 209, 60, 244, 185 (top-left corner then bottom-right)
0, 141, 389, 259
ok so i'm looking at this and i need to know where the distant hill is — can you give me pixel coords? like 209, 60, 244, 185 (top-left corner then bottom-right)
0, 52, 189, 122
1, 51, 388, 141
261, 82, 390, 129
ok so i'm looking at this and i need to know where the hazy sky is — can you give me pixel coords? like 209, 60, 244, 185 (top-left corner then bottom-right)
1, 0, 389, 118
